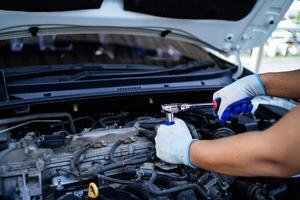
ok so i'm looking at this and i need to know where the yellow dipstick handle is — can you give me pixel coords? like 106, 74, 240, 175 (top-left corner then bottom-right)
88, 182, 99, 199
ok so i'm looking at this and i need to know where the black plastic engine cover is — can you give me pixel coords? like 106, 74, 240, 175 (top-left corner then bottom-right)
255, 104, 290, 129
231, 115, 258, 133
255, 104, 289, 121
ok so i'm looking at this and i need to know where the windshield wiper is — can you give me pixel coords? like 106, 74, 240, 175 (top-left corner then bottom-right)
4, 60, 215, 82
4, 63, 165, 80
67, 60, 215, 81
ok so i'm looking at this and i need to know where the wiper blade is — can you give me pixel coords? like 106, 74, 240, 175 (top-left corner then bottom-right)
4, 61, 215, 82
4, 63, 165, 80
67, 60, 215, 81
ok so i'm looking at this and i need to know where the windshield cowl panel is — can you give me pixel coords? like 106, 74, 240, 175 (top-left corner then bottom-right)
0, 33, 235, 106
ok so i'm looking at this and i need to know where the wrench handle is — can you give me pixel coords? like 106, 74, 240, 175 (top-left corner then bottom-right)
212, 98, 221, 113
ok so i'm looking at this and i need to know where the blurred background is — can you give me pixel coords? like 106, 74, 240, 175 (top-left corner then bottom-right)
239, 1, 300, 73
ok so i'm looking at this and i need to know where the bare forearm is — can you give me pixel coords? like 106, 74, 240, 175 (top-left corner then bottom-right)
190, 132, 286, 177
190, 105, 300, 177
261, 70, 300, 99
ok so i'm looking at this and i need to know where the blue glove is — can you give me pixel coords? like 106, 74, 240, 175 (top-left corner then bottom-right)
213, 74, 266, 124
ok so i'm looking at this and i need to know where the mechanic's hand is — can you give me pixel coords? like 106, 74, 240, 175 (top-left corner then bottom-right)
213, 74, 266, 124
155, 118, 196, 168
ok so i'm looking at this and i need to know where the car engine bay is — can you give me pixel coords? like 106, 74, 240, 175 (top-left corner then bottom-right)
0, 94, 299, 200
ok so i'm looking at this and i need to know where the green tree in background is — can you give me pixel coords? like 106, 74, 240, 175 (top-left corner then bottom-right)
292, 11, 300, 24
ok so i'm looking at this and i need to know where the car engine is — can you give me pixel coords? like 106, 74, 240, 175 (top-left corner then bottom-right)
0, 101, 299, 200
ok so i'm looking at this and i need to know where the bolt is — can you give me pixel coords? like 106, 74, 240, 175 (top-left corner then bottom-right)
36, 159, 45, 171
149, 97, 154, 104
101, 140, 107, 146
55, 178, 64, 191
73, 104, 79, 112
130, 136, 137, 142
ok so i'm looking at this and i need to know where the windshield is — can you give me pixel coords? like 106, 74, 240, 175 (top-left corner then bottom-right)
0, 33, 213, 68
0, 33, 233, 105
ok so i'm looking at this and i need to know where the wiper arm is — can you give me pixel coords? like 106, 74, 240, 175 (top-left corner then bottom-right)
65, 60, 215, 81
4, 63, 165, 80
4, 60, 215, 82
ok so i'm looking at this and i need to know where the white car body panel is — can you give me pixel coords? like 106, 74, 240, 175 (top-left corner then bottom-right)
0, 0, 294, 55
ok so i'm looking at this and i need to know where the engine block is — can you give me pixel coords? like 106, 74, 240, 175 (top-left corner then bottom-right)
0, 127, 153, 200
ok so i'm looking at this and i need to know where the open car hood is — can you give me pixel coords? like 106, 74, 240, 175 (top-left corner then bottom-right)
0, 0, 293, 55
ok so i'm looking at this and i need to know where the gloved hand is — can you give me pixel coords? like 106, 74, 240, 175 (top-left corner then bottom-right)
213, 74, 266, 124
155, 118, 196, 168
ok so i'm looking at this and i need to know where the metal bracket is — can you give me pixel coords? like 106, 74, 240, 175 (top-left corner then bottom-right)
232, 48, 244, 80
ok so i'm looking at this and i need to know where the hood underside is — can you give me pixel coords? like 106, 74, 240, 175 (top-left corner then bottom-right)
0, 0, 294, 55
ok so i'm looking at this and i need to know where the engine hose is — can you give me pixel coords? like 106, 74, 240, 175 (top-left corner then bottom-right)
109, 139, 154, 165
97, 174, 136, 184
0, 112, 76, 134
123, 150, 155, 161
156, 171, 188, 181
97, 153, 153, 173
149, 171, 157, 184
70, 143, 91, 176
147, 171, 207, 198
52, 116, 97, 129
99, 112, 128, 128
103, 166, 137, 176
186, 122, 200, 139
137, 117, 165, 124
137, 118, 165, 129
211, 127, 235, 139
136, 127, 156, 140
138, 124, 157, 129
109, 140, 123, 163
95, 162, 122, 173
148, 182, 207, 198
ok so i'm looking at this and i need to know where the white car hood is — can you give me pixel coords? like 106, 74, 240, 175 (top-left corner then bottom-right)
0, 0, 293, 55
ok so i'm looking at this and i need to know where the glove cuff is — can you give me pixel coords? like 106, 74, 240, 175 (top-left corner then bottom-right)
254, 74, 266, 96
184, 139, 198, 169
247, 74, 266, 96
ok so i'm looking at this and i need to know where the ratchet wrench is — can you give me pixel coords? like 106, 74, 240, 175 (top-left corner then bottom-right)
161, 100, 220, 125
